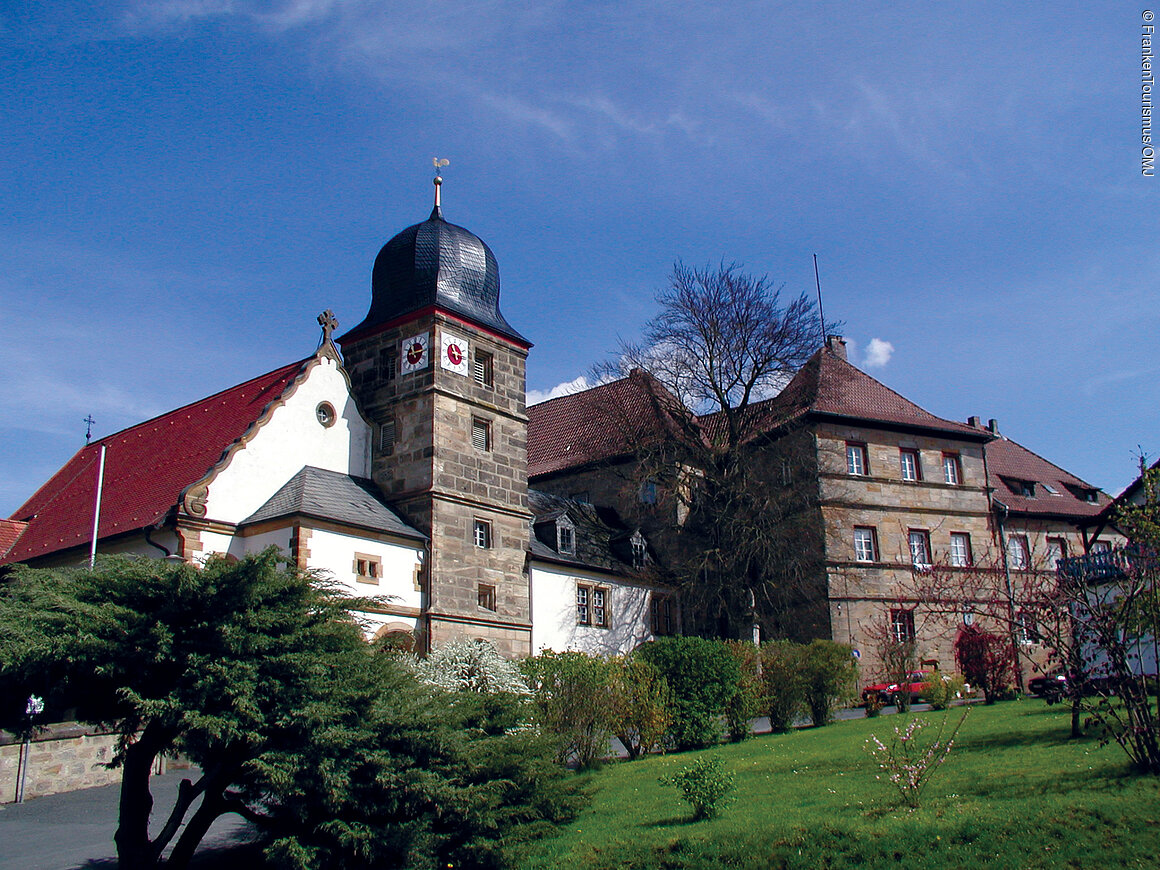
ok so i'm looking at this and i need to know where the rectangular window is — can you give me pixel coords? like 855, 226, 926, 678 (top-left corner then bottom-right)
557, 523, 574, 555
471, 418, 491, 452
1007, 534, 1030, 570
1017, 611, 1040, 645
382, 345, 398, 380
651, 593, 675, 636
1046, 537, 1068, 565
473, 350, 494, 387
478, 583, 497, 612
473, 519, 491, 549
900, 449, 922, 481
354, 553, 382, 585
853, 526, 879, 562
950, 532, 973, 567
846, 442, 868, 476
577, 584, 608, 627
1090, 540, 1111, 554
890, 609, 916, 643
380, 418, 396, 456
639, 480, 658, 505
942, 453, 962, 485
908, 529, 932, 568
631, 535, 647, 569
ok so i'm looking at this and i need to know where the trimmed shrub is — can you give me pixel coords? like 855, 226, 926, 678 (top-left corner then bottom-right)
609, 654, 672, 759
637, 637, 740, 750
761, 640, 807, 732
801, 640, 859, 726
724, 640, 765, 742
658, 755, 736, 820
922, 670, 966, 710
521, 650, 616, 768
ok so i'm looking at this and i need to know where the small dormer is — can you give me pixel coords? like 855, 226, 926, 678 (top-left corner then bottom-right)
556, 514, 575, 556
630, 530, 648, 570
1002, 476, 1037, 498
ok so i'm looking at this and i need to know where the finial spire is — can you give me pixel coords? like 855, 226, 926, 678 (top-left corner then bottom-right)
431, 157, 449, 218
317, 309, 338, 347
84, 414, 96, 445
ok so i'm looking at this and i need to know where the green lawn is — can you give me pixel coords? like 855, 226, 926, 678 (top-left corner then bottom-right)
515, 702, 1160, 869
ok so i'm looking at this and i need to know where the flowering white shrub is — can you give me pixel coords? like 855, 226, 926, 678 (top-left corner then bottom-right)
866, 706, 970, 808
414, 638, 530, 694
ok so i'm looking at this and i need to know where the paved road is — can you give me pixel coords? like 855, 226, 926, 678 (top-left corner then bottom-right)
0, 771, 256, 870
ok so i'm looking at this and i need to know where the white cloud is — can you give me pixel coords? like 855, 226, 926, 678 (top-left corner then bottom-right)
526, 375, 592, 406
862, 338, 894, 368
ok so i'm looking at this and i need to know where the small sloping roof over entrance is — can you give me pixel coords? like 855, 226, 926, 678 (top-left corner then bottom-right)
243, 466, 424, 540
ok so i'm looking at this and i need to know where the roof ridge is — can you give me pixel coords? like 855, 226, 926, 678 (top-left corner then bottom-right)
819, 350, 969, 430
989, 432, 1102, 491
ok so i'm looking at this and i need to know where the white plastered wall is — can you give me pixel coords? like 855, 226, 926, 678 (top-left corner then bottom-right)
306, 527, 424, 637
530, 562, 656, 656
202, 356, 372, 525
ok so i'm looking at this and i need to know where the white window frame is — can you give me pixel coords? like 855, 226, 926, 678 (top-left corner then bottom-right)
942, 453, 961, 485
853, 527, 878, 563
846, 442, 868, 476
473, 519, 491, 549
890, 608, 916, 643
908, 529, 932, 568
950, 532, 972, 567
900, 449, 921, 482
1007, 534, 1030, 570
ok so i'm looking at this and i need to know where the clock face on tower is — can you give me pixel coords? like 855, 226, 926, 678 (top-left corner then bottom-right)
440, 331, 470, 376
400, 332, 430, 374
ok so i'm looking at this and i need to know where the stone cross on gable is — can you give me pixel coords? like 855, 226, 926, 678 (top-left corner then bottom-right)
317, 309, 338, 344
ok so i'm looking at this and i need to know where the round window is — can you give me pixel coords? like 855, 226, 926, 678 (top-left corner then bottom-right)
316, 402, 336, 428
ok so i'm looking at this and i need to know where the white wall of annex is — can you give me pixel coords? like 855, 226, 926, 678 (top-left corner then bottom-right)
204, 356, 372, 524
530, 562, 655, 656
306, 527, 424, 613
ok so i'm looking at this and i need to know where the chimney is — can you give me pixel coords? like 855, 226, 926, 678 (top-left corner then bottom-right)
825, 335, 847, 361
967, 415, 981, 428
987, 418, 1000, 435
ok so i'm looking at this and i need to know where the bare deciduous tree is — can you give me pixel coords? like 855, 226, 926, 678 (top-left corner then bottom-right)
592, 261, 829, 639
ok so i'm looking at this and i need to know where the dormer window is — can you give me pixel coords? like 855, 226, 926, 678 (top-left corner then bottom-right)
631, 531, 647, 569
1064, 483, 1099, 503
1003, 477, 1036, 498
557, 517, 575, 555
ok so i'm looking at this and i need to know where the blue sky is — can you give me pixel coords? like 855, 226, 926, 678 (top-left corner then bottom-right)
1, 1, 1156, 516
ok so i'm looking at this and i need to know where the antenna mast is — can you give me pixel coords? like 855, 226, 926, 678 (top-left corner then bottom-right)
813, 254, 828, 341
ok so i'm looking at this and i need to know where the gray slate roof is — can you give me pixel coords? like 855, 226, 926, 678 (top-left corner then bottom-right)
528, 489, 645, 575
243, 466, 424, 540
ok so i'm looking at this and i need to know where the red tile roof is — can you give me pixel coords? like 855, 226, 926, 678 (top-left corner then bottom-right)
3, 360, 307, 565
0, 520, 28, 560
983, 433, 1111, 519
528, 370, 687, 478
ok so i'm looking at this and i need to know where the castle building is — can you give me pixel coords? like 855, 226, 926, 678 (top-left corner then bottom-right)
0, 183, 1118, 677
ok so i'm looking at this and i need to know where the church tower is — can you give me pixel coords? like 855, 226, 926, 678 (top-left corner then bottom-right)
338, 174, 533, 656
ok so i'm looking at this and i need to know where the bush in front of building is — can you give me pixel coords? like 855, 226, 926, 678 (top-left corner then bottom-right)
921, 670, 966, 710
609, 654, 672, 760
800, 639, 859, 726
637, 636, 741, 750
521, 649, 616, 768
723, 640, 766, 741
760, 640, 808, 732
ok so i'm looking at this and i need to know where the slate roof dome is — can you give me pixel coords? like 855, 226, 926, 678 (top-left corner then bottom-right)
351, 188, 528, 345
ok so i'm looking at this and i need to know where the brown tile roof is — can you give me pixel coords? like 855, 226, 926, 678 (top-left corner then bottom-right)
527, 370, 687, 478
3, 360, 307, 565
767, 347, 986, 437
983, 433, 1111, 519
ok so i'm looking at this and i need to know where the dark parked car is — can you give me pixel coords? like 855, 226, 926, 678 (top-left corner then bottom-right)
1028, 670, 1070, 704
862, 670, 934, 705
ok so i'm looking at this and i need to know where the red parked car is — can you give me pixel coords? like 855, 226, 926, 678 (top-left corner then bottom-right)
862, 671, 934, 706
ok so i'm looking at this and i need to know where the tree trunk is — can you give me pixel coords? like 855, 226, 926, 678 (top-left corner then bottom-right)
114, 724, 170, 870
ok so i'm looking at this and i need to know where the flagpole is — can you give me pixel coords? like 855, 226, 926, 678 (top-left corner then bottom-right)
89, 445, 106, 568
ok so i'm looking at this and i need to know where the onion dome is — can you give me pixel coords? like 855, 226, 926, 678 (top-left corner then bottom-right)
350, 177, 528, 345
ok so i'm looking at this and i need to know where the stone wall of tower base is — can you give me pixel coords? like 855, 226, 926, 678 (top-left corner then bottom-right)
428, 618, 531, 658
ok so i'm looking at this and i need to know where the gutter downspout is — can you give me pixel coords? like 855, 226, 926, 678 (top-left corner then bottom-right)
89, 445, 107, 569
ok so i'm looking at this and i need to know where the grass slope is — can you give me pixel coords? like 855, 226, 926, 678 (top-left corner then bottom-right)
516, 702, 1160, 869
